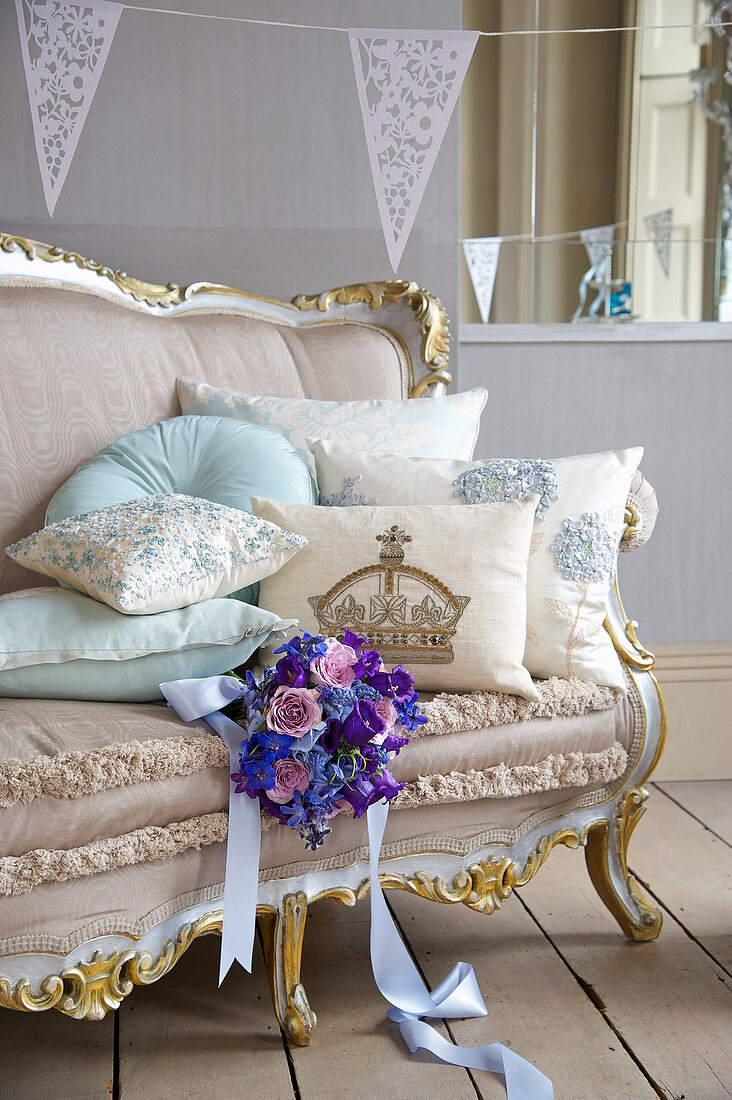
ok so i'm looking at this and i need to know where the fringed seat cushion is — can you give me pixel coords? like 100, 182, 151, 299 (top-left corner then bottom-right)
0, 680, 632, 915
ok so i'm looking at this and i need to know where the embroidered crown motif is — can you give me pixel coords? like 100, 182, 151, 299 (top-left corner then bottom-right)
308, 526, 470, 664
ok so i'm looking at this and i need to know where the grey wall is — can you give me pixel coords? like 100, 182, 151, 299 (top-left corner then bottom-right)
0, 1, 460, 328
459, 325, 732, 645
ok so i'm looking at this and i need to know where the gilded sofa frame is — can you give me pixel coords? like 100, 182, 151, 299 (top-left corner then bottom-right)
0, 233, 665, 1045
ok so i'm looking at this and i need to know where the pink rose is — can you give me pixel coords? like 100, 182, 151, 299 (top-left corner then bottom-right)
309, 638, 358, 688
371, 698, 397, 744
265, 758, 310, 805
266, 685, 322, 737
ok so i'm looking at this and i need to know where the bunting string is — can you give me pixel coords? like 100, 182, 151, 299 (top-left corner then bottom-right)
120, 6, 732, 38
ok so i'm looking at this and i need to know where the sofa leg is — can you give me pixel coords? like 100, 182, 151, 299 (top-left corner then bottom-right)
585, 786, 663, 941
259, 892, 316, 1046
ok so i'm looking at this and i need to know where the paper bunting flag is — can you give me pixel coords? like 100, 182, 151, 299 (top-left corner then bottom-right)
463, 237, 502, 323
644, 208, 673, 277
15, 0, 122, 216
579, 223, 616, 276
349, 29, 479, 273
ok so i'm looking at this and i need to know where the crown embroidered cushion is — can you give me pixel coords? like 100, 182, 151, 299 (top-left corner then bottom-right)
176, 377, 488, 477
6, 494, 307, 615
251, 498, 539, 699
0, 589, 294, 702
308, 440, 643, 690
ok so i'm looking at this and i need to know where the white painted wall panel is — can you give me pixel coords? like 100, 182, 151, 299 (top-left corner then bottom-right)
459, 324, 732, 645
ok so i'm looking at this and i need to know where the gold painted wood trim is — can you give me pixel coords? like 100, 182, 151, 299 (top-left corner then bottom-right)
292, 280, 452, 396
0, 233, 450, 395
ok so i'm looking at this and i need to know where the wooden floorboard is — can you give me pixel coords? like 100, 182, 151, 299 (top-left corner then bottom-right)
0, 1004, 114, 1100
117, 933, 294, 1100
655, 780, 732, 846
630, 786, 732, 974
388, 887, 657, 1099
288, 896, 478, 1100
4, 783, 731, 1098
519, 843, 732, 1099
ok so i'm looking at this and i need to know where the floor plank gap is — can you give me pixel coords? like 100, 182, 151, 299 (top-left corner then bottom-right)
384, 895, 484, 1099
651, 781, 732, 849
629, 865, 732, 982
515, 892, 669, 1099
112, 1009, 120, 1100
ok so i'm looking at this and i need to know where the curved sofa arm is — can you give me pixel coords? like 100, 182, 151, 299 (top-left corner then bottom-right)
620, 471, 658, 552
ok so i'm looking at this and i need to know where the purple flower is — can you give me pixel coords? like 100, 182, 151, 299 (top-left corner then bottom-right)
371, 770, 404, 800
366, 665, 414, 703
309, 638, 358, 688
274, 654, 307, 687
341, 773, 376, 817
341, 699, 386, 747
266, 685, 322, 737
265, 758, 311, 805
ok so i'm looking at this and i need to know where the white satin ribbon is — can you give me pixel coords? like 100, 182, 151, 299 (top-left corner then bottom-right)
160, 676, 260, 983
367, 799, 553, 1098
161, 676, 553, 1096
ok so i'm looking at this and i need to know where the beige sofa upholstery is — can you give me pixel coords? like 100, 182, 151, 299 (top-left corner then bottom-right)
0, 232, 665, 1041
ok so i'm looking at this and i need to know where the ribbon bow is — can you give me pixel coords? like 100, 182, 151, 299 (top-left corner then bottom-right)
161, 675, 553, 1099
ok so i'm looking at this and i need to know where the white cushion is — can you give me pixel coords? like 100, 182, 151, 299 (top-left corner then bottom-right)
176, 377, 488, 476
308, 441, 643, 690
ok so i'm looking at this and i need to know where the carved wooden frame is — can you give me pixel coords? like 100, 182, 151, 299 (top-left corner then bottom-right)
0, 233, 665, 1044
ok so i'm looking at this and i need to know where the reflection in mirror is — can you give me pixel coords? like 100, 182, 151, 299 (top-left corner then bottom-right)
460, 0, 731, 322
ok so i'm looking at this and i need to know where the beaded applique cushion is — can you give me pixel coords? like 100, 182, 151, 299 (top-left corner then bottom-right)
6, 494, 307, 615
308, 440, 644, 690
176, 377, 488, 476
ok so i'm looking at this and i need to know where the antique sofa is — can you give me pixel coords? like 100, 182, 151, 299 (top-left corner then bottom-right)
0, 231, 665, 1045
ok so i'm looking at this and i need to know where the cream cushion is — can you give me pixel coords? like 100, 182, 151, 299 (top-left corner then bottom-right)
176, 377, 488, 476
309, 441, 644, 690
252, 498, 539, 698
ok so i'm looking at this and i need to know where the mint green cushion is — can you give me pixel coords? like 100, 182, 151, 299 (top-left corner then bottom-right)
45, 415, 316, 605
0, 588, 293, 702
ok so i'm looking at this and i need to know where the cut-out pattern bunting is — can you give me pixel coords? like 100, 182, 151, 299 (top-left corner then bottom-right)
463, 237, 502, 322
644, 208, 673, 277
349, 29, 479, 272
15, 0, 122, 216
579, 223, 616, 275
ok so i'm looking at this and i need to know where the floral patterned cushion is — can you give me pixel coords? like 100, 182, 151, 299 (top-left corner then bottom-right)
308, 440, 644, 691
175, 377, 488, 476
5, 494, 306, 615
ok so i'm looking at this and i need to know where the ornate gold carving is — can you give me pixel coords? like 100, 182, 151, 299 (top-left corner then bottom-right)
291, 280, 452, 395
0, 973, 65, 1013
585, 787, 663, 941
259, 892, 316, 1047
605, 579, 656, 670
308, 526, 470, 665
0, 907, 287, 1021
57, 950, 137, 1020
314, 824, 591, 917
0, 232, 187, 308
125, 910, 223, 988
622, 502, 642, 543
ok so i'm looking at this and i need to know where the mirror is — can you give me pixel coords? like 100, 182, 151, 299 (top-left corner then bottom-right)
460, 0, 732, 323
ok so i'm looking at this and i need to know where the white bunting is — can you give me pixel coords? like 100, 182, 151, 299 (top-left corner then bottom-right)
349, 29, 479, 273
463, 237, 502, 323
15, 0, 122, 216
644, 208, 673, 277
579, 223, 616, 276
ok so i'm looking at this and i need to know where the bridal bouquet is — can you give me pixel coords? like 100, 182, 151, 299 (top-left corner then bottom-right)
229, 630, 426, 849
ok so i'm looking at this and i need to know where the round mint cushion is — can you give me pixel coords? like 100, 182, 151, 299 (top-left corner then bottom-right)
46, 415, 315, 604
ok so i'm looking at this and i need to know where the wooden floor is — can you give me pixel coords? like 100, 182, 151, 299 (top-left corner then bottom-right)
2, 780, 731, 1100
